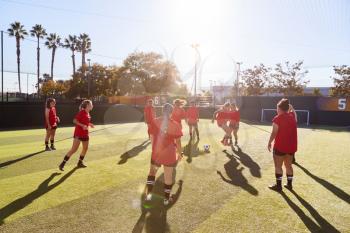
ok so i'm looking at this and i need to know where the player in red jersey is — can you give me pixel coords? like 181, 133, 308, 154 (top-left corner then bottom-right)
212, 103, 232, 146
267, 98, 298, 192
144, 98, 156, 142
144, 103, 183, 206
44, 98, 60, 151
171, 99, 187, 128
186, 100, 200, 140
59, 100, 94, 171
229, 103, 240, 145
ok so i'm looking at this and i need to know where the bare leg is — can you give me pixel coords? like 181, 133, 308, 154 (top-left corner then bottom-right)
77, 141, 89, 167
59, 138, 80, 171
164, 166, 175, 202
284, 154, 294, 189
270, 154, 284, 191
49, 129, 56, 149
45, 129, 51, 150
145, 164, 159, 196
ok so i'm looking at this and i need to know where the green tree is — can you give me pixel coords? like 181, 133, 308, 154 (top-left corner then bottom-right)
7, 21, 28, 93
241, 64, 271, 96
330, 65, 350, 97
63, 35, 78, 75
120, 52, 180, 94
312, 88, 322, 96
45, 33, 61, 79
30, 24, 47, 96
271, 61, 309, 96
41, 80, 67, 96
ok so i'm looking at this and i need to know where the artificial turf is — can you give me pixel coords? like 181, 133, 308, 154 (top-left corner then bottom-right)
0, 120, 349, 232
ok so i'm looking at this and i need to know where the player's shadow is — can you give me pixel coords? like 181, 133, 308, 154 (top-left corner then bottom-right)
0, 167, 78, 225
295, 162, 350, 204
281, 191, 340, 232
217, 151, 258, 196
132, 174, 183, 233
182, 138, 205, 163
0, 150, 46, 169
231, 145, 261, 178
118, 140, 151, 165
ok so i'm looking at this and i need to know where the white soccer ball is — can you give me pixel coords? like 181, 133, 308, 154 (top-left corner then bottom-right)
203, 144, 210, 152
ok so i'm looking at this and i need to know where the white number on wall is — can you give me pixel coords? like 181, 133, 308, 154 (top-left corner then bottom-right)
154, 96, 160, 105
338, 98, 346, 110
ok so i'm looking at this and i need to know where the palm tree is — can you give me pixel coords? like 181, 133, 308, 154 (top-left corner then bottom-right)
77, 33, 91, 71
45, 33, 61, 79
30, 24, 47, 95
63, 35, 78, 75
7, 21, 28, 93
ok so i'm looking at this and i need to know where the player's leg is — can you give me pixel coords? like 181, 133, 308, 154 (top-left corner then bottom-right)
233, 124, 239, 145
269, 152, 284, 191
45, 128, 51, 151
189, 125, 193, 138
283, 154, 294, 190
145, 164, 159, 200
77, 140, 89, 168
50, 128, 57, 150
194, 123, 199, 140
163, 165, 174, 205
59, 138, 80, 171
222, 124, 232, 146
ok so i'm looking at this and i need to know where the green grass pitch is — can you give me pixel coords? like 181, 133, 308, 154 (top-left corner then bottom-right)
0, 120, 349, 232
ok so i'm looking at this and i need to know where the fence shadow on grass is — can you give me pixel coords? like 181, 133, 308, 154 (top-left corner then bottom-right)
0, 150, 45, 169
0, 167, 78, 225
118, 140, 151, 165
281, 191, 340, 233
132, 174, 183, 233
217, 151, 258, 196
295, 162, 350, 204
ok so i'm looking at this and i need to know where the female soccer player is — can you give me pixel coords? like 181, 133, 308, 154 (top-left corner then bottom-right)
229, 103, 240, 145
59, 100, 94, 171
267, 98, 297, 191
186, 100, 199, 140
145, 103, 183, 206
212, 102, 232, 146
144, 98, 156, 142
171, 99, 187, 128
44, 98, 60, 151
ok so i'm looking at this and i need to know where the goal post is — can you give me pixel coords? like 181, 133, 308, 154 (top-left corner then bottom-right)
261, 108, 310, 126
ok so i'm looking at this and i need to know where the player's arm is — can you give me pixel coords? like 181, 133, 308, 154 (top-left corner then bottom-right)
289, 104, 298, 122
45, 109, 51, 129
267, 123, 279, 152
176, 138, 183, 160
73, 118, 88, 130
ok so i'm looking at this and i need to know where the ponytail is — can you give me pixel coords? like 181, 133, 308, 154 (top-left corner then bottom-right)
161, 103, 173, 134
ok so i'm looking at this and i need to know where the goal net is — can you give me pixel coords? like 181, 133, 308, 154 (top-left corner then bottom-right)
260, 109, 310, 125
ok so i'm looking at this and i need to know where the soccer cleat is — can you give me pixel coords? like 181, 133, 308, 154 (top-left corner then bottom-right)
145, 193, 152, 201
77, 161, 87, 168
45, 146, 51, 151
269, 184, 282, 192
164, 196, 174, 206
284, 184, 293, 190
50, 145, 56, 150
59, 162, 65, 171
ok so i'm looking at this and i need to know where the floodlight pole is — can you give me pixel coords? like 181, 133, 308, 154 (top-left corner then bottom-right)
236, 62, 242, 98
1, 31, 3, 102
191, 44, 199, 100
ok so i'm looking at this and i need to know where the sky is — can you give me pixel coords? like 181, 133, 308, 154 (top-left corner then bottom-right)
0, 0, 349, 93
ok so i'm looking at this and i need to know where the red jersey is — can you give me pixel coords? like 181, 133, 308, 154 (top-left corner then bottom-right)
45, 107, 58, 127
272, 112, 297, 153
144, 105, 156, 124
229, 111, 240, 123
74, 110, 91, 138
216, 111, 229, 126
186, 106, 199, 124
150, 117, 183, 166
171, 107, 186, 125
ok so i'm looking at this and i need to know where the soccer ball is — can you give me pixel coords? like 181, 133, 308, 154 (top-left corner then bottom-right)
203, 144, 210, 153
